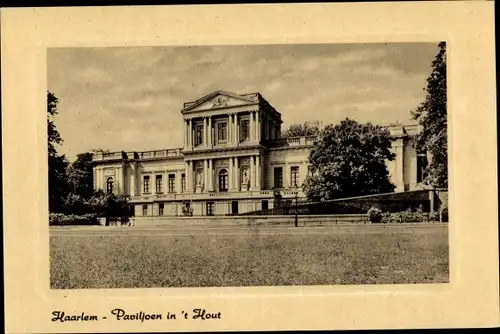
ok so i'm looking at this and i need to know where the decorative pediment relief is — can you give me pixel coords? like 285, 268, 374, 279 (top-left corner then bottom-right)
183, 91, 257, 113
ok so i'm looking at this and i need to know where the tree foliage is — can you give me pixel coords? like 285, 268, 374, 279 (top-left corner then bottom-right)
411, 42, 447, 188
47, 91, 69, 213
303, 118, 396, 202
67, 152, 95, 201
282, 120, 322, 138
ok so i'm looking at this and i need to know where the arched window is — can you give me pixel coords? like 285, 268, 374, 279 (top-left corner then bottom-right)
218, 169, 228, 192
106, 177, 114, 194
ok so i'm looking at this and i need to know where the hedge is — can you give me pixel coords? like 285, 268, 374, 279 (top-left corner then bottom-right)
367, 207, 449, 224
49, 213, 100, 226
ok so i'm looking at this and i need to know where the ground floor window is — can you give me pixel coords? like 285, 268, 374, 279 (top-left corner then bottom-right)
231, 200, 239, 215
206, 202, 214, 216
158, 203, 164, 216
261, 200, 269, 211
142, 204, 148, 216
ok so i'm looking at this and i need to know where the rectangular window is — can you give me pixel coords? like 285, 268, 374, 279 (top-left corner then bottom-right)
142, 204, 148, 216
155, 174, 163, 193
168, 174, 176, 192
194, 124, 204, 146
261, 200, 269, 211
274, 167, 283, 188
143, 175, 150, 193
217, 122, 227, 143
231, 201, 239, 215
158, 203, 164, 216
181, 173, 186, 192
206, 202, 214, 216
290, 166, 299, 187
240, 119, 250, 141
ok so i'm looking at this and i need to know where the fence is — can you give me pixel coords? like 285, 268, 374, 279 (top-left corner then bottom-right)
239, 190, 436, 217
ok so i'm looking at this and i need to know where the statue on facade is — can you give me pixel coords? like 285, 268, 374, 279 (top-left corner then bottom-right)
196, 170, 203, 186
242, 169, 249, 186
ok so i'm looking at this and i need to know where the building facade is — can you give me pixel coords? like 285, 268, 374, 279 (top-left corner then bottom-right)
92, 90, 426, 216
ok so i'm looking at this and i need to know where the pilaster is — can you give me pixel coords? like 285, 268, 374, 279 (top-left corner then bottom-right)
234, 157, 240, 191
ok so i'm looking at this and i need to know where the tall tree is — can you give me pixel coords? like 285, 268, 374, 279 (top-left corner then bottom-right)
411, 42, 447, 188
282, 120, 322, 138
303, 118, 395, 202
67, 152, 95, 201
47, 91, 68, 213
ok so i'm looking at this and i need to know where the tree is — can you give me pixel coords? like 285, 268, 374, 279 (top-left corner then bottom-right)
411, 42, 447, 188
47, 91, 69, 213
67, 152, 95, 201
88, 190, 130, 222
282, 120, 322, 138
303, 118, 395, 202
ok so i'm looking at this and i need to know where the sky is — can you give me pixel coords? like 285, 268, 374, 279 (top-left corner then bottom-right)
47, 43, 439, 161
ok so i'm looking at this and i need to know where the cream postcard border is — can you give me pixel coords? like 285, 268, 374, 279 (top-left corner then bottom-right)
2, 2, 498, 332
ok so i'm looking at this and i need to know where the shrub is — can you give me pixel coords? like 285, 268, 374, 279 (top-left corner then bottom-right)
49, 213, 99, 226
381, 208, 429, 223
440, 206, 449, 222
367, 207, 383, 223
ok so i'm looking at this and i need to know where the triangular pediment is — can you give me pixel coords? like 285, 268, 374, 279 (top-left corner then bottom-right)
182, 90, 258, 112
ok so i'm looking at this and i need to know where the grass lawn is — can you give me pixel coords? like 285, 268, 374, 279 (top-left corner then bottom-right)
50, 225, 449, 289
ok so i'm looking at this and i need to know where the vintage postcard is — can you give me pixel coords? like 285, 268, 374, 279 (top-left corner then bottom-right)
2, 2, 498, 332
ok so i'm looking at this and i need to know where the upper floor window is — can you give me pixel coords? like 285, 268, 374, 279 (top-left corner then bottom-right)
106, 177, 114, 194
240, 119, 250, 141
290, 166, 299, 187
274, 167, 283, 188
194, 124, 204, 146
217, 122, 227, 143
143, 175, 150, 194
168, 174, 176, 192
155, 174, 163, 193
181, 173, 186, 192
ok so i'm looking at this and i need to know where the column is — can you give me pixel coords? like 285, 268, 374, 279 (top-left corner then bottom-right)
120, 163, 125, 195
395, 139, 404, 191
234, 113, 239, 145
204, 159, 208, 191
187, 119, 192, 148
284, 162, 290, 188
208, 116, 213, 148
229, 157, 233, 190
249, 155, 255, 190
184, 120, 188, 148
208, 159, 214, 191
186, 161, 192, 192
176, 170, 182, 194
234, 157, 239, 190
256, 155, 261, 190
203, 117, 208, 147
130, 164, 136, 196
249, 111, 254, 142
256, 111, 261, 142
228, 114, 232, 144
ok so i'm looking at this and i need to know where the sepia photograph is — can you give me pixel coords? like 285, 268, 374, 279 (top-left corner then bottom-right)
3, 3, 498, 332
48, 42, 449, 289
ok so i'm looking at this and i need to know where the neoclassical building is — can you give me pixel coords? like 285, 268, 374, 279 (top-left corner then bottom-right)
92, 90, 426, 216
